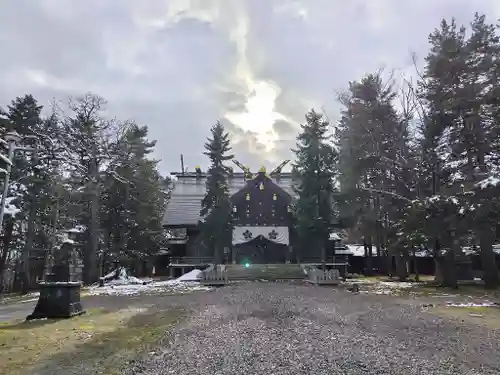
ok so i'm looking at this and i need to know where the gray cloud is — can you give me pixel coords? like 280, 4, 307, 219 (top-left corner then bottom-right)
1, 0, 499, 174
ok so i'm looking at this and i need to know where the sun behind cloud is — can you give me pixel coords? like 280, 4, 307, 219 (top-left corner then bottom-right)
225, 80, 286, 152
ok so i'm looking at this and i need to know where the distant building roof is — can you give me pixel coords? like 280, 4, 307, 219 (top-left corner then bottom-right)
162, 172, 297, 227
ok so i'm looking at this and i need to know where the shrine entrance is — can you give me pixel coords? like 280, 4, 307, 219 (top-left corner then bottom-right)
232, 226, 290, 264
234, 236, 288, 264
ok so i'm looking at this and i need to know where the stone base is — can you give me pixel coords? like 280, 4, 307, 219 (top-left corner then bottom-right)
26, 282, 85, 320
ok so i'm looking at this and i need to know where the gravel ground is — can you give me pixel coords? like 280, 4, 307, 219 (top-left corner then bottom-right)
126, 282, 500, 375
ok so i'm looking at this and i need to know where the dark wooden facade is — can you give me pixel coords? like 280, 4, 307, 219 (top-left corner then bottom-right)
231, 171, 292, 226
230, 171, 293, 263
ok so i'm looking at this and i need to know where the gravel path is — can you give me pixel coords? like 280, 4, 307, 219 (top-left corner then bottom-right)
126, 282, 500, 375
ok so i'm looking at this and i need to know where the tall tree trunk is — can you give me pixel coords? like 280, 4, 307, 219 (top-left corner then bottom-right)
441, 233, 458, 289
472, 112, 488, 175
479, 228, 499, 289
321, 234, 327, 271
412, 248, 420, 282
433, 238, 443, 283
118, 183, 130, 261
213, 242, 221, 265
43, 197, 60, 280
395, 253, 408, 281
364, 235, 374, 276
0, 217, 15, 293
84, 153, 100, 285
21, 192, 37, 294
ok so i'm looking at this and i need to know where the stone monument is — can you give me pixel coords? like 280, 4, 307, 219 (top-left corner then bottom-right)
26, 236, 85, 320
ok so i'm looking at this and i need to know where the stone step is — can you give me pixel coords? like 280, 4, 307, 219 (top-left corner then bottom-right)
224, 264, 306, 280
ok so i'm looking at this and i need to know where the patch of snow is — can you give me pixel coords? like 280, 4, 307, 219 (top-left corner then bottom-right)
446, 302, 498, 308
345, 245, 369, 257
68, 225, 86, 233
3, 196, 21, 217
378, 281, 415, 289
475, 175, 500, 189
174, 269, 202, 282
102, 267, 152, 285
87, 280, 211, 296
88, 268, 210, 296
350, 279, 417, 296
0, 291, 40, 303
329, 232, 341, 240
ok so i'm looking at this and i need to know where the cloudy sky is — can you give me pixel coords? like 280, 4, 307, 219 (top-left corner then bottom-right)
1, 0, 499, 174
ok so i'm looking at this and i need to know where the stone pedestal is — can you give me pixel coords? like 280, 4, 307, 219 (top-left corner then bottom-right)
26, 280, 85, 320
26, 242, 85, 320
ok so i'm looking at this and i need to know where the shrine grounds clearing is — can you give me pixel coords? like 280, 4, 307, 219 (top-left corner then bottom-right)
1, 281, 500, 375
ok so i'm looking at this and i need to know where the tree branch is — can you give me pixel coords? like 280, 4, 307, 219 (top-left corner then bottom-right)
357, 186, 413, 203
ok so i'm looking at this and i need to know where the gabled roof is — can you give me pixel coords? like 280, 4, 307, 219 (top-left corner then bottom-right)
230, 172, 293, 204
163, 172, 296, 227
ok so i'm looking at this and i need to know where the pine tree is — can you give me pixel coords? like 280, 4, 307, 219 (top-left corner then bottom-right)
58, 93, 115, 284
336, 73, 412, 276
4, 95, 45, 293
419, 14, 500, 288
200, 121, 233, 264
292, 109, 337, 265
101, 123, 166, 273
0, 92, 169, 291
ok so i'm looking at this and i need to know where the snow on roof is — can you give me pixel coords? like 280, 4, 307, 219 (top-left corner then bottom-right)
166, 173, 178, 182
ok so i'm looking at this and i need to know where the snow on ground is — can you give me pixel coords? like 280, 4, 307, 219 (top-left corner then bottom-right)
0, 291, 40, 304
87, 269, 210, 296
347, 278, 416, 295
348, 279, 417, 295
446, 302, 499, 308
349, 278, 500, 307
101, 267, 150, 286
175, 269, 202, 282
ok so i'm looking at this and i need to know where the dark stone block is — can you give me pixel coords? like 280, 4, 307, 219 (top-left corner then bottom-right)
26, 282, 85, 320
52, 264, 70, 282
456, 261, 474, 281
45, 272, 58, 282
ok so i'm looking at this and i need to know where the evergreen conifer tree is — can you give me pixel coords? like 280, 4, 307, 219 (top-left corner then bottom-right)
200, 121, 234, 264
292, 110, 337, 264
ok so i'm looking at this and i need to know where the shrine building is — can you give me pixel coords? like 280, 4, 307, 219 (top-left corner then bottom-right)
161, 161, 344, 271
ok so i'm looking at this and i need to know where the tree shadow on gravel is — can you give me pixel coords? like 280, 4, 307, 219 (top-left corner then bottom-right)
29, 308, 185, 375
